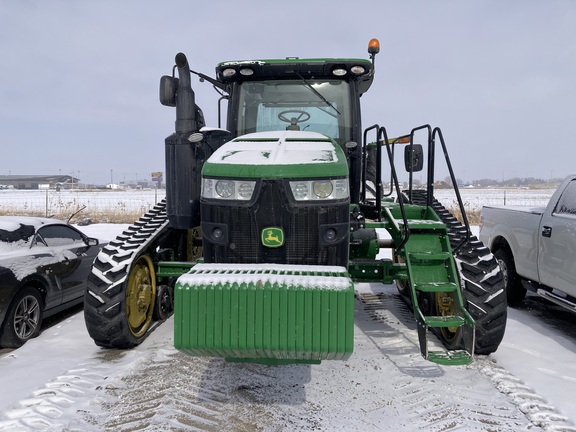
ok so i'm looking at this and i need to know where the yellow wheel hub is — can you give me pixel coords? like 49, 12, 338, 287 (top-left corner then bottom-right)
126, 255, 156, 337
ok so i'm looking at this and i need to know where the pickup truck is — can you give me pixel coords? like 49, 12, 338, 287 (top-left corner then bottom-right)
479, 175, 576, 312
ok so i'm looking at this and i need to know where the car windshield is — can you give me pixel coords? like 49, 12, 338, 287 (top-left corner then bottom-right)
236, 79, 352, 145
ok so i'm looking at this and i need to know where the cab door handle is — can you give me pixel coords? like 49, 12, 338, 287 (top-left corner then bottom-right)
542, 226, 552, 238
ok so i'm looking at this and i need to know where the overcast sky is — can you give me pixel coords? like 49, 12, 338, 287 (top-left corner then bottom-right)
1, 1, 575, 185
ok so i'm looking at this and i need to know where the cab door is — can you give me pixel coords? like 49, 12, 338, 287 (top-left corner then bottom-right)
538, 180, 576, 296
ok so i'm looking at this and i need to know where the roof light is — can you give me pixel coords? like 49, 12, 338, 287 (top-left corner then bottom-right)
332, 67, 347, 77
350, 65, 366, 75
222, 68, 236, 78
368, 38, 380, 55
239, 68, 254, 76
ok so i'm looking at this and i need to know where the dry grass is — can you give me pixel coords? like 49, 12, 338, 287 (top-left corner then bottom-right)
0, 208, 145, 224
451, 207, 481, 226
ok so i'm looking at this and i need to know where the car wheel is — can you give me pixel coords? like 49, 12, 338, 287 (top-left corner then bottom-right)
0, 287, 44, 348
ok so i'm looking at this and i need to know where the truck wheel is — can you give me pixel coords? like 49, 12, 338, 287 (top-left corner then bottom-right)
0, 287, 44, 348
494, 249, 526, 306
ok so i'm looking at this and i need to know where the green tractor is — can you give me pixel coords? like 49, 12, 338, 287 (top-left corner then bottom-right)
84, 39, 506, 366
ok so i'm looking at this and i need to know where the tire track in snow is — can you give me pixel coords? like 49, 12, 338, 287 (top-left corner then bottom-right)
477, 358, 576, 432
356, 285, 576, 432
0, 360, 117, 431
93, 349, 232, 431
2, 284, 575, 431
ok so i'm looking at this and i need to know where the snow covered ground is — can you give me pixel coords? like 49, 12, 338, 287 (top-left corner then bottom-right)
0, 187, 556, 218
0, 223, 575, 431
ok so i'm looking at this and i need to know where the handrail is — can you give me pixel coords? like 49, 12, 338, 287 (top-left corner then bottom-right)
360, 123, 471, 253
379, 126, 411, 252
408, 124, 432, 204
361, 124, 379, 204
432, 127, 471, 252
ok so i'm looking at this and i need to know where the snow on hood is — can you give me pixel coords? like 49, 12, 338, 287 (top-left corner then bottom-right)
209, 131, 338, 166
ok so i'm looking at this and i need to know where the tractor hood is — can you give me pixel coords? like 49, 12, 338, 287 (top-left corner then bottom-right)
202, 131, 348, 179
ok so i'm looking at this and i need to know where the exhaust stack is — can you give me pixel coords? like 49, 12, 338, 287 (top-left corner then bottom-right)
174, 53, 198, 133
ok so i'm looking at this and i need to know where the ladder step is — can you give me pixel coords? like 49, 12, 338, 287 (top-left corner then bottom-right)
424, 315, 465, 328
427, 350, 473, 366
408, 252, 452, 263
414, 282, 458, 293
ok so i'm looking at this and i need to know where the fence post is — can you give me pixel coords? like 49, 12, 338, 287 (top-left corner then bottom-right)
45, 189, 48, 217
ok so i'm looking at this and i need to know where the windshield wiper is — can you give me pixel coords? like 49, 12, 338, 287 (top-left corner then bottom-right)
295, 72, 341, 116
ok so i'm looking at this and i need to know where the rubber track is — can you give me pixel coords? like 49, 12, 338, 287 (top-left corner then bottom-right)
409, 190, 507, 355
84, 200, 171, 348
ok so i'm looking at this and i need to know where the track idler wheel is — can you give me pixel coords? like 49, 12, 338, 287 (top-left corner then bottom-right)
153, 284, 174, 321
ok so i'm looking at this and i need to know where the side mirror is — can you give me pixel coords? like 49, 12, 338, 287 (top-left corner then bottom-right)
86, 237, 99, 246
404, 144, 424, 172
160, 75, 178, 107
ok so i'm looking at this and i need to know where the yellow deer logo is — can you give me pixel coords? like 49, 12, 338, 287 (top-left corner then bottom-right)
262, 228, 284, 248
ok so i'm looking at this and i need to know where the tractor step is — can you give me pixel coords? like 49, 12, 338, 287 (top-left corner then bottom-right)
414, 282, 458, 293
174, 264, 354, 365
408, 251, 452, 263
427, 350, 473, 366
380, 201, 475, 365
424, 315, 465, 328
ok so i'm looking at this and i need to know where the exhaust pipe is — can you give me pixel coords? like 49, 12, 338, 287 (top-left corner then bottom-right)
174, 52, 198, 133
164, 52, 202, 229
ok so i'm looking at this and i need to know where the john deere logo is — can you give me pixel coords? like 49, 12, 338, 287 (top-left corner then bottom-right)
262, 227, 284, 248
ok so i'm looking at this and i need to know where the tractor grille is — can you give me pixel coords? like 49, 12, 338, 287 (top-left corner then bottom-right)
201, 180, 349, 266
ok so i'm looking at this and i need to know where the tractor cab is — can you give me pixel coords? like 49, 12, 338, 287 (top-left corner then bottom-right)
216, 58, 374, 144
213, 57, 375, 204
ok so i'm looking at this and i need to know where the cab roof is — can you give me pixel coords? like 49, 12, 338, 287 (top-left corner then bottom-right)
216, 58, 374, 95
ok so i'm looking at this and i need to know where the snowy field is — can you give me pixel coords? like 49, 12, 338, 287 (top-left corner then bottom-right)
0, 187, 556, 219
0, 189, 163, 220
1, 188, 575, 431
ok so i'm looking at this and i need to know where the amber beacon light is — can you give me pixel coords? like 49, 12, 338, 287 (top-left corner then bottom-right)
368, 38, 380, 55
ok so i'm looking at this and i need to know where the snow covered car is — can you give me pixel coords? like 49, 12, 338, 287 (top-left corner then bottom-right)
0, 216, 103, 348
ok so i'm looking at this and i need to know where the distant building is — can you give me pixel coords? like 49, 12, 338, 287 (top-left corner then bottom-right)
0, 175, 79, 190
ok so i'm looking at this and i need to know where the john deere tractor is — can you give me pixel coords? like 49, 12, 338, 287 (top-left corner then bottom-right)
84, 39, 506, 366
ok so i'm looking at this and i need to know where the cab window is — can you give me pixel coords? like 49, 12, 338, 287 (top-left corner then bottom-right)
554, 180, 576, 216
236, 79, 352, 145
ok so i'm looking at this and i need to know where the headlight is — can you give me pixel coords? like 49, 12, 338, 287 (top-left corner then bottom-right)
202, 178, 256, 200
289, 179, 349, 201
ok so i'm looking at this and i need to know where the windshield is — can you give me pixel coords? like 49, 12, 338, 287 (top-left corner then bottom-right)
236, 79, 352, 145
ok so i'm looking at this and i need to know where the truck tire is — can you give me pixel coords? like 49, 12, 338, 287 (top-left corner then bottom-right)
494, 249, 526, 306
84, 202, 171, 348
0, 286, 44, 348
409, 190, 507, 355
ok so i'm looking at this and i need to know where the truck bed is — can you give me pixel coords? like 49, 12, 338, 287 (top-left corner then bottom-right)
482, 205, 546, 215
